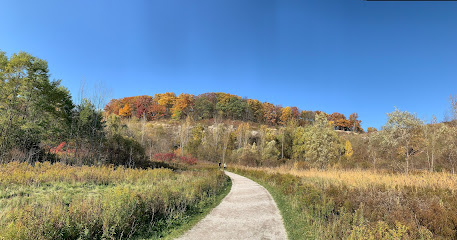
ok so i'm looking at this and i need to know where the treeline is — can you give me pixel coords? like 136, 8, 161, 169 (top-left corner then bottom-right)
348, 108, 457, 174
114, 111, 352, 169
119, 104, 457, 173
104, 93, 364, 132
0, 50, 148, 167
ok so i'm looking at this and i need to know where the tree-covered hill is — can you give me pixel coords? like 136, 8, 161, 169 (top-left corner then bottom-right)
105, 93, 364, 132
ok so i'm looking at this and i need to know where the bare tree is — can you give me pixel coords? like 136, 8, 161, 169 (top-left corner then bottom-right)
222, 126, 233, 165
450, 95, 457, 122
422, 116, 441, 172
440, 124, 457, 174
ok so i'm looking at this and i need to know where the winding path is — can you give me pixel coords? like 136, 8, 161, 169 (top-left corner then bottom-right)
177, 171, 287, 240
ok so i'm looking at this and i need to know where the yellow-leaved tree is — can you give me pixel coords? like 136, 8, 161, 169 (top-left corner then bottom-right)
345, 140, 353, 158
119, 103, 132, 117
280, 106, 292, 125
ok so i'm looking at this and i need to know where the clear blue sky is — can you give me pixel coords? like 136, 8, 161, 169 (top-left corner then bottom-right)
2, 0, 457, 129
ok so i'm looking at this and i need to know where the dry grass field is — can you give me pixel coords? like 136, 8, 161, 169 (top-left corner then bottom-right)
232, 165, 457, 239
0, 162, 229, 240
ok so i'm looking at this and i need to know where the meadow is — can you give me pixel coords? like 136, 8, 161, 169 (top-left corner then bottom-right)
232, 165, 457, 240
0, 162, 230, 240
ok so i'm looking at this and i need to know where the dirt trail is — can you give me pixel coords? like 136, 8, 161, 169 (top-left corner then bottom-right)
177, 171, 287, 240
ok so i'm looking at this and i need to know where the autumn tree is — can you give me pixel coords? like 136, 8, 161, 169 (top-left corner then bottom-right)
422, 116, 443, 172
367, 131, 383, 170
247, 99, 264, 123
328, 112, 350, 130
185, 124, 204, 157
291, 107, 300, 119
257, 125, 278, 165
104, 99, 122, 115
292, 126, 307, 160
278, 120, 296, 159
440, 124, 457, 174
134, 95, 153, 119
293, 113, 342, 168
280, 106, 293, 125
235, 122, 250, 150
221, 125, 234, 165
154, 92, 177, 117
199, 117, 226, 162
300, 111, 315, 125
345, 140, 353, 158
367, 127, 377, 133
381, 108, 423, 174
147, 100, 166, 120
172, 93, 195, 120
263, 102, 278, 125
119, 103, 132, 118
349, 113, 363, 133
178, 116, 192, 155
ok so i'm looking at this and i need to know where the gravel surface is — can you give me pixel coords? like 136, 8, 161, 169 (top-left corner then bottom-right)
177, 171, 287, 240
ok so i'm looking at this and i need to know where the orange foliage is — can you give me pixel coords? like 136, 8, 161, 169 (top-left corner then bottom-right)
119, 103, 132, 117
262, 102, 278, 125
104, 92, 363, 131
172, 93, 195, 119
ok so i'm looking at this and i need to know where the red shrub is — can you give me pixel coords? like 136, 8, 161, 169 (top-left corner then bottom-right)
50, 142, 66, 154
179, 156, 198, 165
153, 153, 176, 162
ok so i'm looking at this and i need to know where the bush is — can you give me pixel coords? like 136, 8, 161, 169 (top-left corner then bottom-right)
104, 134, 147, 167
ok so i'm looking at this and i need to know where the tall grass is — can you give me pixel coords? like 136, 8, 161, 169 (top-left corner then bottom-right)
0, 162, 229, 240
247, 165, 457, 191
232, 165, 457, 239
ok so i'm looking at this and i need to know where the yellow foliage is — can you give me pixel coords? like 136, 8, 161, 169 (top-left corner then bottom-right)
155, 92, 177, 108
345, 140, 353, 158
171, 93, 194, 119
280, 106, 292, 124
118, 103, 132, 117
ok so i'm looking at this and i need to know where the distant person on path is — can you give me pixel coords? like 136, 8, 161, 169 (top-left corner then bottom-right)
218, 161, 221, 170
224, 163, 227, 170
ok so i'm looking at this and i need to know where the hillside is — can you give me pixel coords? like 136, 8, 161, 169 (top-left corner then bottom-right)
104, 93, 364, 133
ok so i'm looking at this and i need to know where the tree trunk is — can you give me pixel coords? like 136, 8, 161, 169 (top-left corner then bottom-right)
405, 154, 409, 175
281, 132, 284, 159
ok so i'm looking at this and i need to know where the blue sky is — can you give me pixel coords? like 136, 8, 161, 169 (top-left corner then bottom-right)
1, 0, 457, 129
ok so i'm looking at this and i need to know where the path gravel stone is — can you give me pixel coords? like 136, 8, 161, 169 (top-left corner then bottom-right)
177, 171, 287, 240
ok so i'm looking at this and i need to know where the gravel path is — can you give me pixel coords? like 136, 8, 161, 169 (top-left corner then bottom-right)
177, 171, 287, 240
